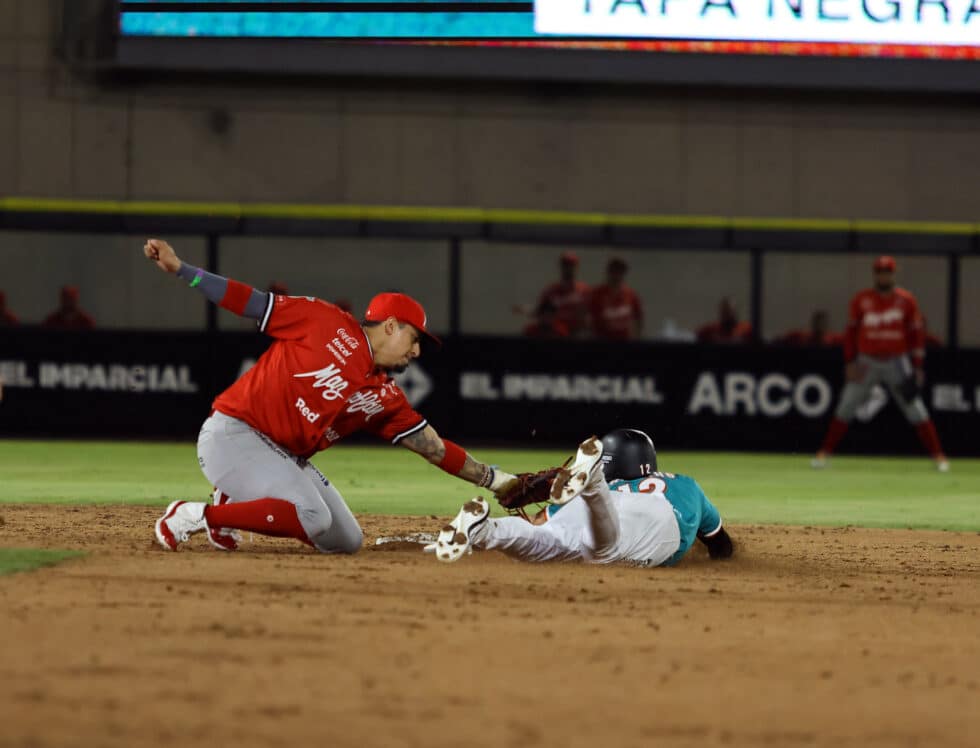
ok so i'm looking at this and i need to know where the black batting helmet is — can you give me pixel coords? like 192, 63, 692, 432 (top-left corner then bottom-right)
599, 429, 657, 481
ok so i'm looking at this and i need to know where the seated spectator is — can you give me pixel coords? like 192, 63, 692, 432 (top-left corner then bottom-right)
774, 310, 842, 346
0, 290, 19, 327
523, 299, 570, 338
696, 297, 752, 343
590, 256, 643, 340
42, 285, 96, 330
518, 251, 591, 337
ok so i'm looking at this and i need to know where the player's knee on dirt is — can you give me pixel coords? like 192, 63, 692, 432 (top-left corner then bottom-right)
331, 526, 363, 554
308, 518, 363, 554
698, 527, 734, 560
296, 502, 334, 548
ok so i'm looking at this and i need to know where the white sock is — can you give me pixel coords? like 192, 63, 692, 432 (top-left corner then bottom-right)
581, 478, 619, 560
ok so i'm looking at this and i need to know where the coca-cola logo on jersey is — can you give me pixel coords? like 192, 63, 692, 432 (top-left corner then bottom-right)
293, 363, 350, 400
336, 328, 360, 350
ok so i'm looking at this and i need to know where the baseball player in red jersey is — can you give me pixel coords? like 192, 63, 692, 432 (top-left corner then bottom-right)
813, 255, 949, 471
143, 239, 520, 553
590, 256, 643, 340
535, 251, 591, 336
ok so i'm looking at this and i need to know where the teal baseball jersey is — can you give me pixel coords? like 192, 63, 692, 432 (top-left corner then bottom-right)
608, 472, 722, 566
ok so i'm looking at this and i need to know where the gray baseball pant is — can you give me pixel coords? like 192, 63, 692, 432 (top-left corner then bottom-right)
834, 354, 929, 424
197, 412, 363, 553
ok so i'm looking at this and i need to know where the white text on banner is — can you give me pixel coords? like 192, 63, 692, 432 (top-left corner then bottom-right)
533, 0, 980, 47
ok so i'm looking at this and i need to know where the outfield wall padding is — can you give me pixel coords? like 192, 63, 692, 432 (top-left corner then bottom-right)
1, 330, 977, 455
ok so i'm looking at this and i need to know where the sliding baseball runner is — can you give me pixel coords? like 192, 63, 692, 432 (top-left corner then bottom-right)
431, 430, 734, 568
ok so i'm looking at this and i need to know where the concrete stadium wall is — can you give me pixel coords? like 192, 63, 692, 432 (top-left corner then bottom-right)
215, 237, 451, 333
0, 232, 963, 344
0, 3, 975, 343
2, 3, 980, 221
0, 231, 208, 330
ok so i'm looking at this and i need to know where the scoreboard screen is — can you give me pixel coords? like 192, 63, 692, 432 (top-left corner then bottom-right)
114, 1, 980, 91
119, 0, 537, 39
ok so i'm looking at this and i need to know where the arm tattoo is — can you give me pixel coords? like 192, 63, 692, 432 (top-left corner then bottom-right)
457, 454, 492, 486
399, 426, 445, 462
399, 426, 491, 486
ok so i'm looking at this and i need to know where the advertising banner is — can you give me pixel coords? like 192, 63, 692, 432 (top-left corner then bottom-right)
534, 0, 980, 46
1, 330, 976, 455
113, 0, 980, 89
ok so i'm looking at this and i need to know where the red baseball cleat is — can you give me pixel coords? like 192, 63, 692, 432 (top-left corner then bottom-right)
206, 488, 242, 551
154, 500, 207, 551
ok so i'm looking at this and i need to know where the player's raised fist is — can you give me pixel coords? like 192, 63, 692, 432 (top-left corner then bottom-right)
144, 238, 181, 273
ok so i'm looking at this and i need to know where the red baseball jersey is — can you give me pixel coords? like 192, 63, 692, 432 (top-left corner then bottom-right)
212, 296, 426, 458
538, 281, 591, 334
845, 287, 925, 365
590, 284, 643, 340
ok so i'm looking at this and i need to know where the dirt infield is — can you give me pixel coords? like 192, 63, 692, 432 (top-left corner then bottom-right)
0, 505, 978, 748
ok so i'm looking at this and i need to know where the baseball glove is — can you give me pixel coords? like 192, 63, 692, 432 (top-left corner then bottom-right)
495, 467, 564, 518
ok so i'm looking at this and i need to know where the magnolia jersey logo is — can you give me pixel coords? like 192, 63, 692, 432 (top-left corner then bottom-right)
345, 391, 386, 421
294, 363, 349, 401
862, 308, 904, 327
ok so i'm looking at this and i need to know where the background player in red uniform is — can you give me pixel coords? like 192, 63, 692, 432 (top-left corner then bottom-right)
696, 297, 753, 343
144, 238, 520, 553
0, 290, 19, 327
590, 256, 643, 341
532, 251, 591, 337
522, 299, 570, 338
42, 285, 96, 330
813, 255, 948, 471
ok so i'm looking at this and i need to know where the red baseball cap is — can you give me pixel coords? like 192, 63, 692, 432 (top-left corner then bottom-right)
873, 255, 896, 272
364, 292, 441, 346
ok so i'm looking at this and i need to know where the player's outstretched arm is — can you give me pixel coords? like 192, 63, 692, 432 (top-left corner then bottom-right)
400, 424, 517, 493
143, 238, 270, 322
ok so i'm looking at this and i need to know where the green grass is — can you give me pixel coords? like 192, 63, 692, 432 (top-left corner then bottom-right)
0, 439, 977, 531
0, 548, 84, 576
